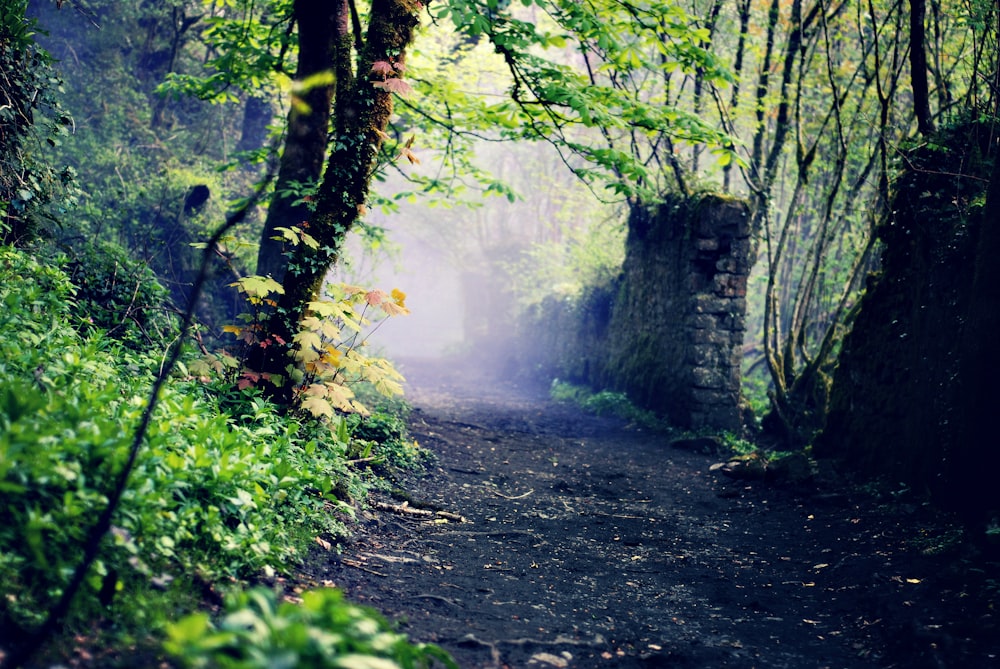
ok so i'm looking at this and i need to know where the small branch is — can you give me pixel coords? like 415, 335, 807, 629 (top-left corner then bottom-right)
341, 558, 387, 577
491, 488, 534, 500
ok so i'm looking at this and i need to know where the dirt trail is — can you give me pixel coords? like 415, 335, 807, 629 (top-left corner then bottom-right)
298, 360, 998, 669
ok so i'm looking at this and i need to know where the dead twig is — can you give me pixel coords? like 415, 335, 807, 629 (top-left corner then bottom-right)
340, 558, 387, 577
491, 488, 534, 500
372, 500, 467, 523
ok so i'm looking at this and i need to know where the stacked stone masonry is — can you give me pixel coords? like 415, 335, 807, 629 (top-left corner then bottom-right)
515, 193, 754, 432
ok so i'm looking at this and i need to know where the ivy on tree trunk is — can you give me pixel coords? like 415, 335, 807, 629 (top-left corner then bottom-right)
249, 0, 420, 403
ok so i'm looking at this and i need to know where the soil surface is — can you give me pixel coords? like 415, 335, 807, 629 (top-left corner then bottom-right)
298, 359, 999, 669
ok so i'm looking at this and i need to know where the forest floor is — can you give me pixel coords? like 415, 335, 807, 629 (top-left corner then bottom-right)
297, 358, 1000, 669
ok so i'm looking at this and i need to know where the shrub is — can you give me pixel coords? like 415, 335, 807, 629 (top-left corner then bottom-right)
165, 587, 457, 669
60, 238, 177, 349
0, 247, 354, 636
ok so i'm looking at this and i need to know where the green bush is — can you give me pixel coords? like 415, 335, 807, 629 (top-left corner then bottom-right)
550, 379, 670, 431
0, 247, 354, 635
60, 238, 177, 349
165, 587, 457, 669
345, 397, 431, 472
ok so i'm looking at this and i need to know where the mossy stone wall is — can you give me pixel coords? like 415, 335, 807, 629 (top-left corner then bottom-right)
815, 122, 1000, 518
518, 193, 753, 431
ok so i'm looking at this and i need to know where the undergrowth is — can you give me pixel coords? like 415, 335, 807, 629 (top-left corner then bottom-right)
0, 246, 448, 666
549, 379, 671, 431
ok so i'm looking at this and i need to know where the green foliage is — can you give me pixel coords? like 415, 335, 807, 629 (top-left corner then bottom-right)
505, 213, 626, 308
0, 0, 74, 244
0, 247, 356, 635
61, 238, 177, 349
345, 398, 431, 472
549, 380, 669, 431
430, 0, 737, 200
165, 586, 457, 669
220, 253, 410, 420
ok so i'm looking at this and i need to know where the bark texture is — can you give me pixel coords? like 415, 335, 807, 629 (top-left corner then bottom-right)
250, 0, 420, 398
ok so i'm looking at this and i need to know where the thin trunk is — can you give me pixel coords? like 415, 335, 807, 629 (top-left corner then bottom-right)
723, 0, 752, 192
255, 0, 339, 283
690, 0, 723, 174
909, 0, 935, 135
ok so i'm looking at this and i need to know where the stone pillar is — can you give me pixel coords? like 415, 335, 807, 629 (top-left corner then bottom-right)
684, 195, 754, 430
603, 194, 753, 431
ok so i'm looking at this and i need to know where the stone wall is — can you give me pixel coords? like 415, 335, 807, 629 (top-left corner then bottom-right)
517, 193, 753, 432
814, 122, 1000, 518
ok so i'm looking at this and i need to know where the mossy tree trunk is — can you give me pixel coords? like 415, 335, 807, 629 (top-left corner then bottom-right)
254, 0, 341, 284
248, 0, 420, 401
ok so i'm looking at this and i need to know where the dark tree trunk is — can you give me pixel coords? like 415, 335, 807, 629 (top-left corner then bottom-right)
909, 0, 935, 135
254, 0, 340, 284
248, 0, 419, 402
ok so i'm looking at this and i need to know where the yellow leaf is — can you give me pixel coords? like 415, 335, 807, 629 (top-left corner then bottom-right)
390, 288, 407, 308
320, 320, 341, 340
300, 316, 323, 331
293, 330, 323, 351
222, 324, 243, 335
272, 226, 299, 244
304, 383, 328, 397
309, 300, 338, 318
379, 300, 410, 317
374, 376, 404, 397
233, 275, 285, 298
339, 284, 368, 297
300, 395, 334, 419
321, 345, 342, 366
299, 231, 320, 249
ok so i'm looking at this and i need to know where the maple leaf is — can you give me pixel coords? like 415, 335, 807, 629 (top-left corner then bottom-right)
365, 290, 386, 307
301, 395, 334, 419
371, 78, 414, 97
237, 370, 260, 390
380, 300, 410, 317
371, 60, 394, 76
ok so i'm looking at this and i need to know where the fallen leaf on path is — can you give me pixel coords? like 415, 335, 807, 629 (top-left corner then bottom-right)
529, 652, 569, 667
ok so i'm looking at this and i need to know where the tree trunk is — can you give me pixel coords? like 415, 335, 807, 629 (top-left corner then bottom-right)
254, 0, 340, 284
909, 0, 935, 135
249, 0, 420, 402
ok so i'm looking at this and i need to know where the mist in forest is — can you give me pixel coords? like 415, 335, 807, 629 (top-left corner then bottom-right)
338, 222, 466, 361
334, 141, 618, 390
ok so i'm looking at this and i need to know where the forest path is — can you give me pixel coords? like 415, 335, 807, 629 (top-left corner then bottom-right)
297, 359, 996, 669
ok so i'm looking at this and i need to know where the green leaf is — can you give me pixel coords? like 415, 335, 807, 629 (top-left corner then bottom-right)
233, 275, 285, 298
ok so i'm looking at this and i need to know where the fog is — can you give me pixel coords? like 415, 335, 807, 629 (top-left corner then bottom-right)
332, 142, 620, 389
336, 221, 466, 360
